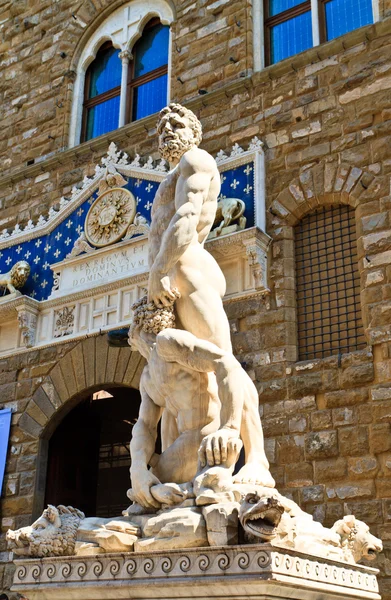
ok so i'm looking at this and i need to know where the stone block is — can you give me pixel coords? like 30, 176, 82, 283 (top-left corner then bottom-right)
70, 343, 86, 392
343, 500, 383, 524
311, 410, 333, 430
370, 423, 391, 454
95, 334, 109, 386
202, 502, 239, 546
32, 386, 55, 418
82, 337, 96, 389
339, 426, 369, 456
340, 363, 374, 388
276, 435, 304, 464
17, 412, 42, 439
315, 458, 347, 482
348, 456, 378, 479
305, 431, 338, 459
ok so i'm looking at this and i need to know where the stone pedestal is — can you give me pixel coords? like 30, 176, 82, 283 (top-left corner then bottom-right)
12, 544, 380, 600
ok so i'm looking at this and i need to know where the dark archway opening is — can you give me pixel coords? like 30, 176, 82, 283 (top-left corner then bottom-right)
44, 386, 142, 517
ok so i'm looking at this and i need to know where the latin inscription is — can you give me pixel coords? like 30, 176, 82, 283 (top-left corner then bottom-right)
51, 242, 148, 296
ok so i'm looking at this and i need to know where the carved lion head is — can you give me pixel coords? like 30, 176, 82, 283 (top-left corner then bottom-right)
10, 261, 30, 289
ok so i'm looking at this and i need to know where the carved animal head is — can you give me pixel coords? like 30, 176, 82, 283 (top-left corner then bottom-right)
10, 261, 30, 289
332, 515, 383, 563
239, 492, 285, 541
6, 505, 84, 558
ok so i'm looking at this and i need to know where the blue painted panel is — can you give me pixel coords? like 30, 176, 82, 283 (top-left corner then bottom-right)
0, 408, 12, 496
0, 163, 256, 302
219, 162, 255, 229
270, 10, 312, 63
325, 0, 373, 40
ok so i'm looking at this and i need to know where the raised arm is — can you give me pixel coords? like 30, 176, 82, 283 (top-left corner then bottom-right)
148, 150, 215, 307
130, 380, 163, 508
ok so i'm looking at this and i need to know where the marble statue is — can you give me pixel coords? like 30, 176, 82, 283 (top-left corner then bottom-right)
238, 492, 382, 564
212, 196, 246, 236
6, 105, 384, 568
0, 260, 30, 298
128, 102, 273, 513
6, 505, 140, 557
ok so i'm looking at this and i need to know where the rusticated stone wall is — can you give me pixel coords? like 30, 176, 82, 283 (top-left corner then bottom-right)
1, 0, 391, 598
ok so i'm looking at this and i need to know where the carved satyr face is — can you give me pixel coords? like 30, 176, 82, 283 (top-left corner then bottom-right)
158, 112, 196, 163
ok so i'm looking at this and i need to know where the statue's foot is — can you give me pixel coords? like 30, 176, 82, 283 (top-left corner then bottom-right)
233, 463, 275, 488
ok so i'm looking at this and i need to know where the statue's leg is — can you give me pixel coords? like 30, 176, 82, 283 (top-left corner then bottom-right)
173, 252, 232, 353
150, 429, 204, 484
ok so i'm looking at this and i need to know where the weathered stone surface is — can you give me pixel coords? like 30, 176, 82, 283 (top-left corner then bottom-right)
305, 431, 338, 459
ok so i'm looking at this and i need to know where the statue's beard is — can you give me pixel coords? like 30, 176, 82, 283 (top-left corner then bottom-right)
159, 135, 194, 163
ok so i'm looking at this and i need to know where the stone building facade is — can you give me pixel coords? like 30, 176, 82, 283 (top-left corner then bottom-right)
1, 0, 391, 598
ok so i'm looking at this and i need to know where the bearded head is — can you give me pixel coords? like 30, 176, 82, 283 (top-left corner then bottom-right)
157, 103, 202, 164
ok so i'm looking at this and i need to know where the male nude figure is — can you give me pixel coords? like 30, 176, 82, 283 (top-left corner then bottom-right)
132, 104, 274, 494
129, 314, 270, 510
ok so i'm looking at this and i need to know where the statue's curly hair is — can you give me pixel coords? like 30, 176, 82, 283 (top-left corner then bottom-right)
10, 260, 30, 289
157, 103, 202, 146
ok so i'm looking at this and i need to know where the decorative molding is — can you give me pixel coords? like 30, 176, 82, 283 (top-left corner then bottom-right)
12, 545, 380, 600
54, 306, 75, 338
16, 305, 38, 348
0, 139, 264, 251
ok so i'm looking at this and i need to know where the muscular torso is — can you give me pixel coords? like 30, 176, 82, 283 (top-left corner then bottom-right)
142, 349, 220, 435
148, 147, 221, 269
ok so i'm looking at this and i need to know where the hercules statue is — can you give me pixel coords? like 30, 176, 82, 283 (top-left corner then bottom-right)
129, 104, 274, 511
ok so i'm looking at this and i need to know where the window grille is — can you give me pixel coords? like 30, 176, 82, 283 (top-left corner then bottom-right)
295, 205, 366, 361
264, 0, 374, 65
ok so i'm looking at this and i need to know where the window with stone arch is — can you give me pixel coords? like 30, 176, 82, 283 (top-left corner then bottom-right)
295, 204, 366, 361
252, 0, 380, 69
69, 1, 174, 147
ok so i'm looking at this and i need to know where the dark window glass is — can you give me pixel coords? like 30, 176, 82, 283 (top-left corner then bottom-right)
325, 0, 373, 40
132, 74, 168, 120
129, 21, 169, 122
133, 23, 169, 78
295, 205, 366, 361
82, 43, 121, 142
270, 10, 312, 63
88, 46, 121, 97
85, 95, 121, 140
269, 0, 307, 16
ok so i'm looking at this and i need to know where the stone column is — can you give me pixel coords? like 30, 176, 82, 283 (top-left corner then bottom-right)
118, 50, 132, 128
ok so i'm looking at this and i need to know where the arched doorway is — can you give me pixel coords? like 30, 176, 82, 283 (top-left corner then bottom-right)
44, 386, 141, 517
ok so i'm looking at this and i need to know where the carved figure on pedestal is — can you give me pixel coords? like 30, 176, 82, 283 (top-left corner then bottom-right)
128, 294, 273, 512
6, 106, 383, 569
6, 505, 140, 557
211, 197, 247, 237
0, 260, 30, 299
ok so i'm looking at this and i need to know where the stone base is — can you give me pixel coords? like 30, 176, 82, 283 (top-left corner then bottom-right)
12, 544, 380, 600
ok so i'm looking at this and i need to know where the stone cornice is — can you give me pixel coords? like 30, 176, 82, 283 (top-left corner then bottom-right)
1, 16, 390, 191
12, 544, 380, 600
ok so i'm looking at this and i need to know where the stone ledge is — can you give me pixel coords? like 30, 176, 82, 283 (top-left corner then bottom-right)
12, 544, 380, 600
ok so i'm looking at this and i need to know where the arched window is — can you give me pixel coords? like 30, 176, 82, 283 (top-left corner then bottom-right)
70, 0, 174, 147
295, 205, 366, 361
82, 43, 122, 142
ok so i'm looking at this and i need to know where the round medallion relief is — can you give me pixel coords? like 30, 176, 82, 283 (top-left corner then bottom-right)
85, 187, 137, 247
